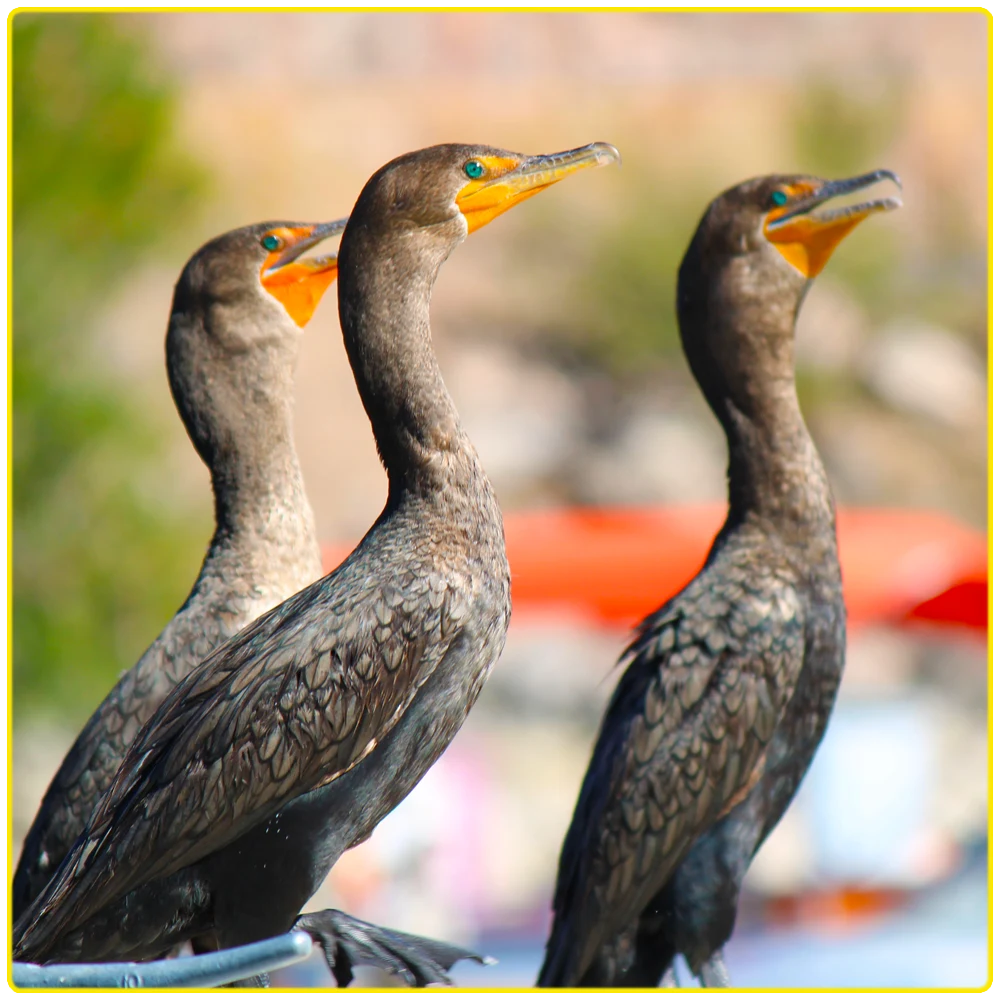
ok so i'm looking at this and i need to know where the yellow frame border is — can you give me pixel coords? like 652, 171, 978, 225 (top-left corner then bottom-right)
4, 4, 996, 996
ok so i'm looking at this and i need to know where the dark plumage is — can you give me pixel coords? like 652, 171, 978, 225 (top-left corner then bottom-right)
538, 171, 902, 988
14, 142, 619, 984
13, 220, 342, 919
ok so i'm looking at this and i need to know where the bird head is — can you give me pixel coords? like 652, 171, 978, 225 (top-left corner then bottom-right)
761, 170, 903, 278
341, 141, 621, 258
166, 219, 345, 468
685, 170, 902, 296
677, 171, 902, 419
256, 220, 346, 327
174, 219, 346, 339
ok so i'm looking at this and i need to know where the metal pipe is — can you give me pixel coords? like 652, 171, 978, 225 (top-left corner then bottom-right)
12, 930, 313, 988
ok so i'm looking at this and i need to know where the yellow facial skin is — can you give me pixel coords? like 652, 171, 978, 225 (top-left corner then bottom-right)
763, 182, 864, 278
455, 155, 527, 233
455, 143, 621, 234
260, 225, 340, 328
764, 173, 902, 278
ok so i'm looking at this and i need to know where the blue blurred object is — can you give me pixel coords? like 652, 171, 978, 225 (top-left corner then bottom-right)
454, 850, 988, 988
801, 697, 936, 884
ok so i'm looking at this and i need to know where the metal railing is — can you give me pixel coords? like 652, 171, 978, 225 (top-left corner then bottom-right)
12, 931, 313, 988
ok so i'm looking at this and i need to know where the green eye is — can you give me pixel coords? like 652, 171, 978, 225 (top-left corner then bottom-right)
769, 190, 788, 208
463, 160, 485, 180
262, 234, 282, 252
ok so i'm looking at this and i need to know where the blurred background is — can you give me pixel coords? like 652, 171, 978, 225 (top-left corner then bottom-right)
11, 11, 988, 988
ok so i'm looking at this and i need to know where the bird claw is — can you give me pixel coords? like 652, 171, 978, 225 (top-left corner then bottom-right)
293, 908, 486, 987
697, 950, 731, 988
230, 972, 271, 988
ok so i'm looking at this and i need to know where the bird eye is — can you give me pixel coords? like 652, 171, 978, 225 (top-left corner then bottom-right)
769, 190, 788, 208
463, 160, 485, 180
262, 234, 283, 252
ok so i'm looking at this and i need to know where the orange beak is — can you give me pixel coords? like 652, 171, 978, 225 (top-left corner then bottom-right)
764, 170, 903, 278
260, 219, 347, 327
456, 142, 621, 235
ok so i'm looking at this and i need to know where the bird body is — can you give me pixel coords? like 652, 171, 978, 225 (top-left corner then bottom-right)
13, 503, 507, 962
539, 171, 901, 987
13, 220, 343, 920
14, 142, 619, 980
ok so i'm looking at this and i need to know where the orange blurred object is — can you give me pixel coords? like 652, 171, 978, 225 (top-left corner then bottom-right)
322, 505, 988, 633
764, 885, 910, 932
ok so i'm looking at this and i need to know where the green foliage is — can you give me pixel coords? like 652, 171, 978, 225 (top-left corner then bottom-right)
792, 78, 985, 344
553, 82, 916, 377
791, 79, 907, 322
792, 79, 905, 179
554, 175, 709, 376
13, 14, 206, 718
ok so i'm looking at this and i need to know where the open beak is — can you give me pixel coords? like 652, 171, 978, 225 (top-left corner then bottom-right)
261, 218, 348, 327
764, 170, 903, 278
456, 142, 622, 234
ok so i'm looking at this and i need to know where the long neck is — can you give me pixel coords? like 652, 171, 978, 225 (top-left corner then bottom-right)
337, 225, 479, 505
167, 312, 320, 593
719, 385, 834, 535
679, 267, 835, 542
206, 404, 318, 570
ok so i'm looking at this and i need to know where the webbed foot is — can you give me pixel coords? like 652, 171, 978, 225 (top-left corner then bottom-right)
293, 908, 488, 987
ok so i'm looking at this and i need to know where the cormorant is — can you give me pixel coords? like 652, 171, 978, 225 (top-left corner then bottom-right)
13, 220, 343, 919
537, 171, 902, 988
14, 142, 621, 986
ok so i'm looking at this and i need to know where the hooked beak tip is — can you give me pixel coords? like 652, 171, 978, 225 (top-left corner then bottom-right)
590, 142, 622, 168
